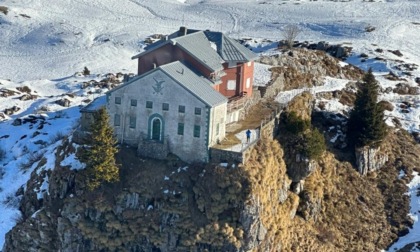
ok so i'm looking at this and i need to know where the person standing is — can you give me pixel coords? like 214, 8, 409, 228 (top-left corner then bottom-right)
246, 129, 251, 143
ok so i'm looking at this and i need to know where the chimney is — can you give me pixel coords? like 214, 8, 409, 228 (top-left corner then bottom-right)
179, 26, 187, 36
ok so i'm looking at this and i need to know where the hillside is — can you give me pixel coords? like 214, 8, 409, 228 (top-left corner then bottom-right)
1, 0, 420, 251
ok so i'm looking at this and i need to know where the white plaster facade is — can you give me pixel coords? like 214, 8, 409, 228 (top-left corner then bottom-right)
106, 63, 227, 163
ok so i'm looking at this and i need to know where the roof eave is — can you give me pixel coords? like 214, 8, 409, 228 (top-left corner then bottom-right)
131, 40, 171, 60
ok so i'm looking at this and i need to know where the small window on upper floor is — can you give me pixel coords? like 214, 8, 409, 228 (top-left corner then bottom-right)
216, 123, 220, 136
247, 61, 252, 67
115, 97, 121, 104
162, 103, 169, 111
195, 107, 201, 115
131, 99, 137, 107
227, 80, 236, 90
179, 105, 185, 113
146, 101, 153, 109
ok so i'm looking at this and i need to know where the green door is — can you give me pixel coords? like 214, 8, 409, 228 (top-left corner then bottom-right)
152, 118, 161, 141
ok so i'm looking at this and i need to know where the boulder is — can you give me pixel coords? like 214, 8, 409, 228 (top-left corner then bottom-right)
55, 98, 71, 107
4, 106, 20, 115
393, 83, 420, 95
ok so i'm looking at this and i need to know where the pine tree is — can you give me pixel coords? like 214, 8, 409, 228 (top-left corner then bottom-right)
348, 68, 387, 148
80, 107, 119, 190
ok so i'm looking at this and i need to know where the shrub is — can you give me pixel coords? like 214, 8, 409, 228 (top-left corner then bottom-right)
83, 67, 90, 76
285, 111, 311, 134
303, 128, 326, 160
0, 6, 8, 15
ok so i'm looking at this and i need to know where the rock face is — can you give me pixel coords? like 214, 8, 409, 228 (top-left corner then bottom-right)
4, 140, 295, 252
258, 49, 363, 91
240, 196, 268, 251
355, 145, 389, 175
287, 154, 318, 182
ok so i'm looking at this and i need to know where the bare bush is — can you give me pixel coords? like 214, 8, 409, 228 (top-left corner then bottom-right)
282, 24, 301, 49
49, 131, 65, 144
19, 150, 45, 172
0, 6, 8, 15
0, 147, 6, 161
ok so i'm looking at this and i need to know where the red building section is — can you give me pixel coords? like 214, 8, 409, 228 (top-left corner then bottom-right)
133, 28, 257, 100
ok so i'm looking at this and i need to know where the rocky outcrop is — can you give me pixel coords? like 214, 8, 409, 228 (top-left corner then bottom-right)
287, 154, 318, 183
240, 196, 267, 251
355, 145, 389, 175
258, 49, 364, 91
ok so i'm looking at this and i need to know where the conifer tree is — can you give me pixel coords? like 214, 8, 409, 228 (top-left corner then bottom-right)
348, 68, 387, 148
81, 107, 119, 190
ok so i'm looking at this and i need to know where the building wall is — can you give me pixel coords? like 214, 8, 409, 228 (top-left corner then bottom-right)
107, 70, 222, 163
80, 112, 95, 131
217, 61, 254, 98
208, 103, 227, 146
137, 44, 213, 79
242, 61, 254, 97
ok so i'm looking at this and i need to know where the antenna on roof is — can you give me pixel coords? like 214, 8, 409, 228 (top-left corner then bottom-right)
220, 21, 222, 33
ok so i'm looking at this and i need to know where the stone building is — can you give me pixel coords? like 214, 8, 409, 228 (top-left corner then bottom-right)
107, 61, 227, 163
80, 27, 257, 163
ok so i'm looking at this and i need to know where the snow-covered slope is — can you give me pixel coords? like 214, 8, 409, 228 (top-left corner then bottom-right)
1, 0, 419, 81
0, 0, 420, 250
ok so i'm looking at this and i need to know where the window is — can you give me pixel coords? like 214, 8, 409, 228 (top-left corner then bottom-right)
247, 61, 252, 67
246, 77, 251, 89
195, 107, 201, 115
131, 99, 137, 107
115, 97, 121, 104
177, 123, 184, 135
114, 114, 121, 126
216, 123, 219, 135
227, 80, 236, 90
162, 103, 169, 111
146, 101, 153, 109
178, 105, 185, 113
194, 125, 200, 138
129, 116, 136, 128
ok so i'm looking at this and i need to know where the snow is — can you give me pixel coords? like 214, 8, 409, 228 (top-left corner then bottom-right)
0, 0, 419, 249
387, 172, 420, 251
253, 62, 272, 87
60, 153, 85, 170
222, 129, 259, 152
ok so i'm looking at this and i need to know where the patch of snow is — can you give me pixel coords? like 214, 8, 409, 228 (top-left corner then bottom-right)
253, 63, 272, 87
399, 170, 406, 179
330, 134, 339, 143
60, 153, 85, 170
164, 176, 170, 181
387, 172, 420, 251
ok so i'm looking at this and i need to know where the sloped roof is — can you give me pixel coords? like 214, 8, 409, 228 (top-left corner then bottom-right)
160, 61, 227, 107
202, 30, 258, 62
132, 27, 258, 68
108, 61, 227, 107
172, 32, 224, 72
